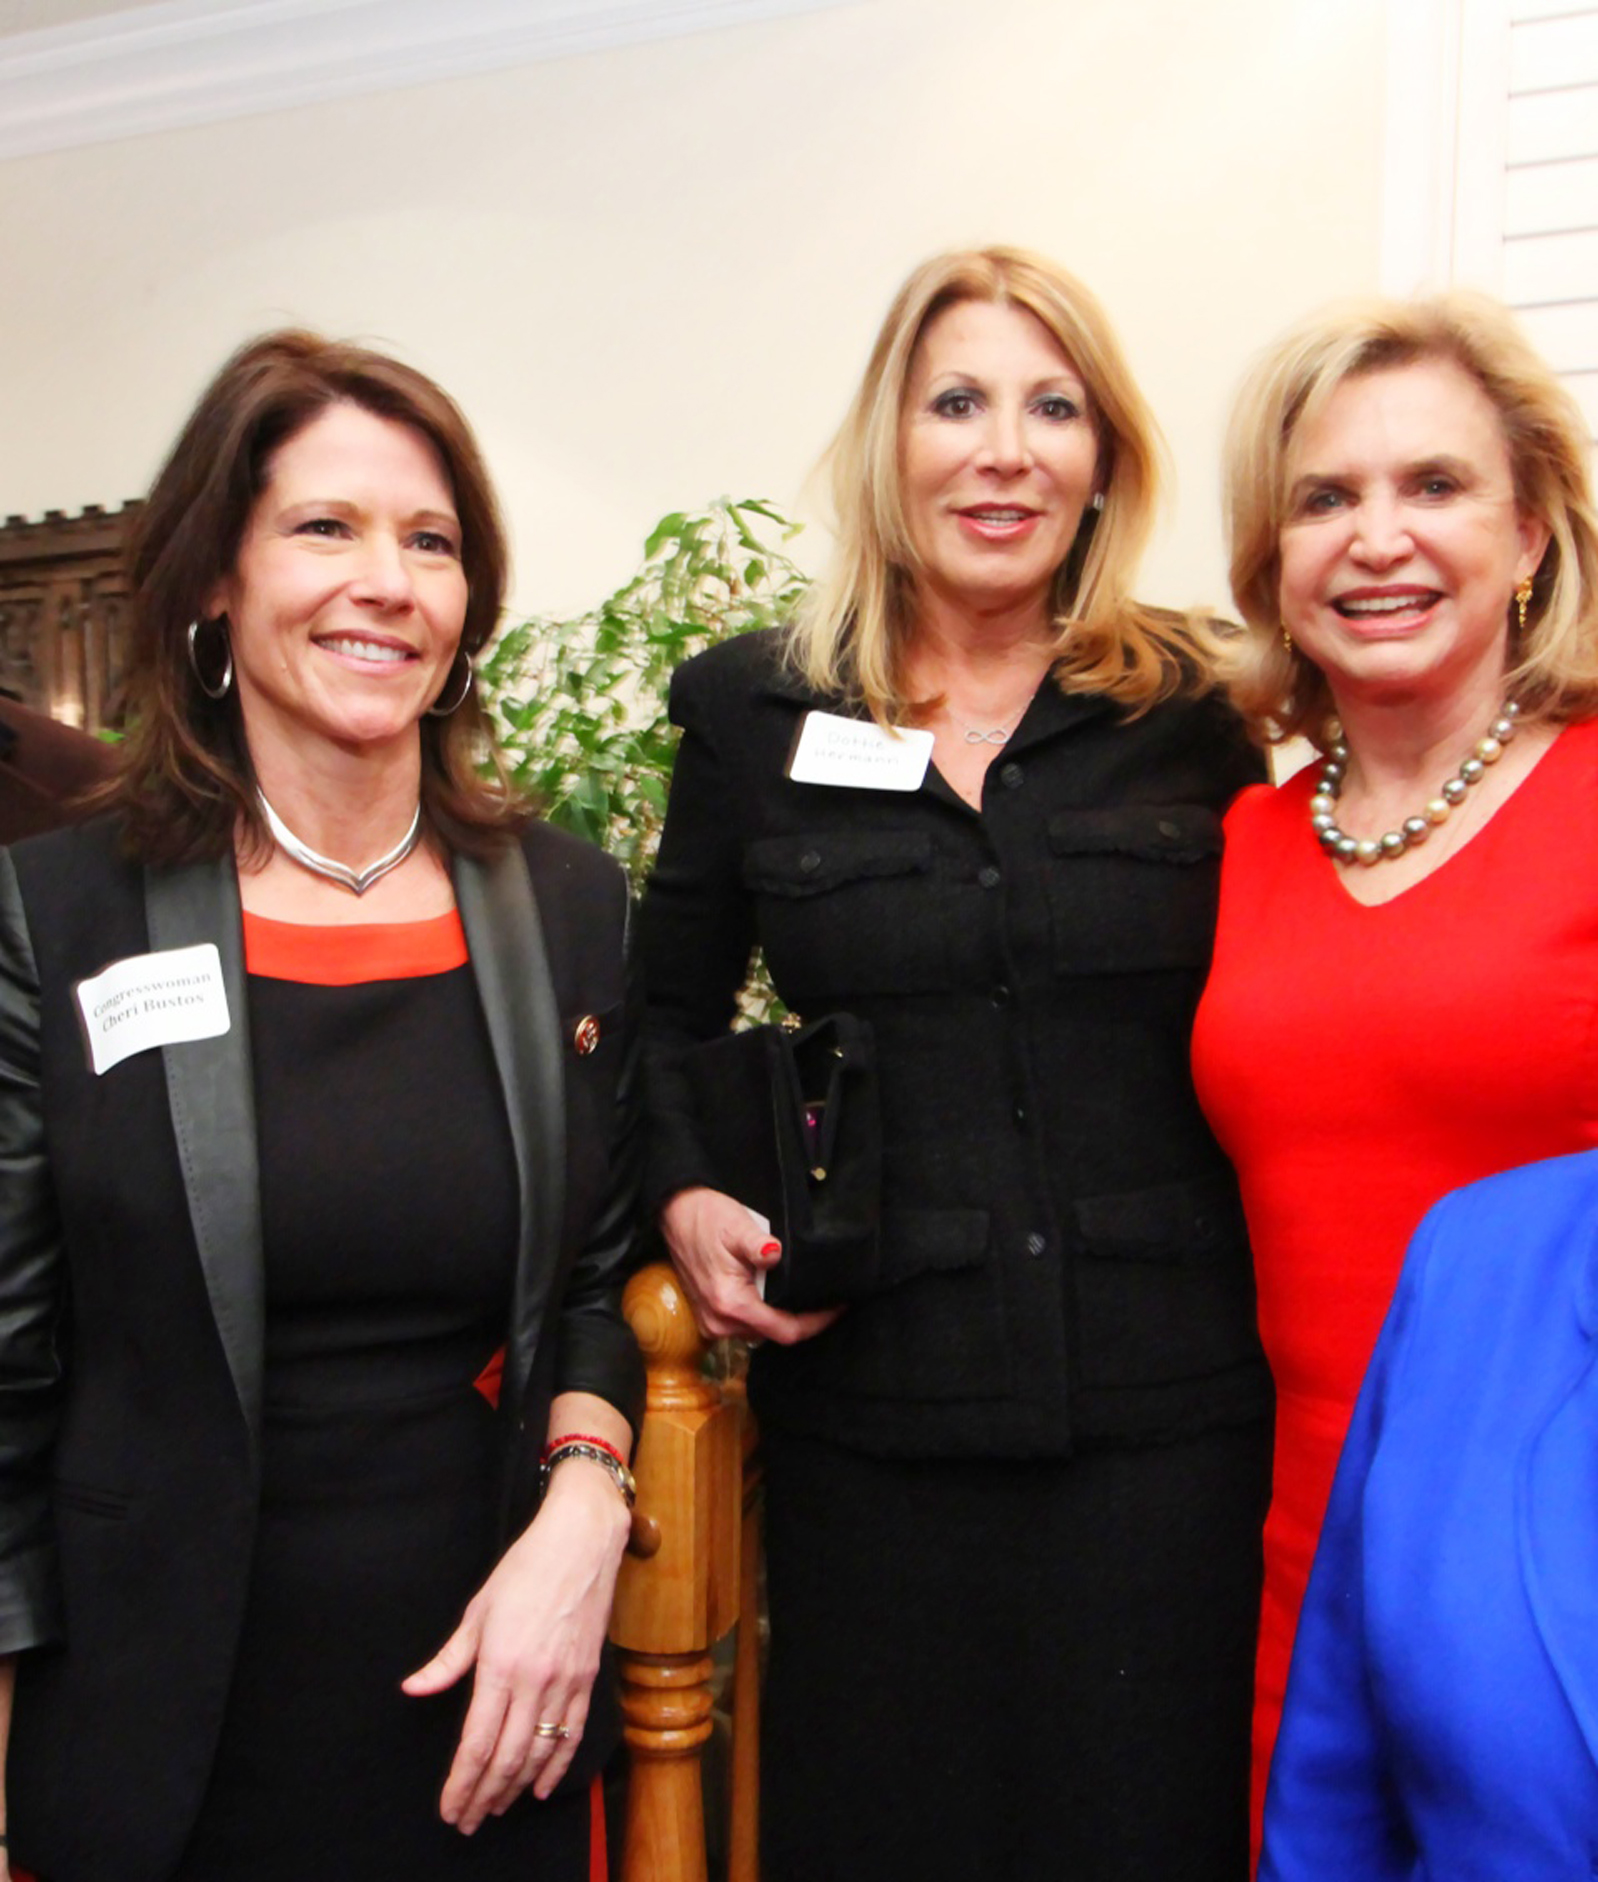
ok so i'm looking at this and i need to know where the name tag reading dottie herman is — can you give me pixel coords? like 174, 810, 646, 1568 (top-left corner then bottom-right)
787, 711, 934, 792
75, 943, 232, 1076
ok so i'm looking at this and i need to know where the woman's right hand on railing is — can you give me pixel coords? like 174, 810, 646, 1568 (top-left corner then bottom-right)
660, 1186, 842, 1346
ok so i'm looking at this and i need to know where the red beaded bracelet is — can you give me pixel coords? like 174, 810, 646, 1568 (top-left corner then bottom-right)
541, 1431, 628, 1468
540, 1438, 636, 1508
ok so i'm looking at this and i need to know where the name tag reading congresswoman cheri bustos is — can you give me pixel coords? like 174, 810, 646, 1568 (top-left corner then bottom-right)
76, 943, 232, 1076
787, 711, 934, 792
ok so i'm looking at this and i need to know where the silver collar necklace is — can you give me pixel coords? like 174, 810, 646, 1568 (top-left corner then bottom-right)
258, 790, 422, 896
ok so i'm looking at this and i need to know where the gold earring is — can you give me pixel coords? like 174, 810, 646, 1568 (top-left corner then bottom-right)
1514, 575, 1534, 636
1281, 626, 1294, 655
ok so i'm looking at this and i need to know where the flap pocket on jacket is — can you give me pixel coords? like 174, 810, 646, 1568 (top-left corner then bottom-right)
1072, 1173, 1248, 1264
1048, 805, 1224, 865
877, 1206, 990, 1287
1045, 804, 1224, 975
744, 830, 947, 997
809, 1207, 1005, 1401
744, 830, 934, 897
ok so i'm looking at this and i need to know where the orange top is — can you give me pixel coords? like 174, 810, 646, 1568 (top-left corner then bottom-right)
242, 909, 468, 985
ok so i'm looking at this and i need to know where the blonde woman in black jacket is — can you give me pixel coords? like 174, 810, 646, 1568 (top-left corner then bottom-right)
640, 248, 1270, 1882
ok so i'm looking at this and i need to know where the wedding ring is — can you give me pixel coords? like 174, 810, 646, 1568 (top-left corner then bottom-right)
534, 1721, 572, 1740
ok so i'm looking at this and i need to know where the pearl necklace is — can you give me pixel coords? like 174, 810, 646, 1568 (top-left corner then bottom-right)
258, 790, 422, 896
1311, 701, 1520, 867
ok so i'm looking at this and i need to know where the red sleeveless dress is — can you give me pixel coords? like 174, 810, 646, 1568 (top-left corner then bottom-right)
1192, 718, 1598, 1861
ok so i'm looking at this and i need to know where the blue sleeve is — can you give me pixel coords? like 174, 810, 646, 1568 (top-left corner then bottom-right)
1258, 1213, 1439, 1881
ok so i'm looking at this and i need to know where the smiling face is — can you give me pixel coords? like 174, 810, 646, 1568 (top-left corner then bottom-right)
213, 401, 468, 778
1277, 357, 1549, 716
897, 298, 1100, 626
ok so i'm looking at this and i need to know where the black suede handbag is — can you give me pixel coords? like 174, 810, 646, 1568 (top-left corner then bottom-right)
682, 1012, 882, 1311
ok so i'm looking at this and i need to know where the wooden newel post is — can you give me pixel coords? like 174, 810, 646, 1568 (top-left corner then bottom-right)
613, 1262, 741, 1882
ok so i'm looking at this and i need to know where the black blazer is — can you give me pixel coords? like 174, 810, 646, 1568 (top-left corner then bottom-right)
0, 815, 643, 1881
639, 628, 1271, 1460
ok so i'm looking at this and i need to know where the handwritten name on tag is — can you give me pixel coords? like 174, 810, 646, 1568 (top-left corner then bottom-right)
76, 944, 231, 1076
787, 711, 933, 792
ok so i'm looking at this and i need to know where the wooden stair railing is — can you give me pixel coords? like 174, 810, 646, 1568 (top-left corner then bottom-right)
614, 1262, 755, 1882
726, 1371, 762, 1882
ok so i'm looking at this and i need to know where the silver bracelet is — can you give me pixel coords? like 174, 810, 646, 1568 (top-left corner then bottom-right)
540, 1439, 637, 1509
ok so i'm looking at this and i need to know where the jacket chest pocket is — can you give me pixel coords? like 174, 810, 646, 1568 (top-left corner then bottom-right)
744, 830, 950, 998
1044, 805, 1223, 976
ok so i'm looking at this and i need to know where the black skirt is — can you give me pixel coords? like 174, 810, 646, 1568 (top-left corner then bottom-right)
759, 1421, 1270, 1882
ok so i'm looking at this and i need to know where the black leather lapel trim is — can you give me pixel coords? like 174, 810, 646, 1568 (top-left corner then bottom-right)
455, 842, 565, 1414
144, 858, 263, 1469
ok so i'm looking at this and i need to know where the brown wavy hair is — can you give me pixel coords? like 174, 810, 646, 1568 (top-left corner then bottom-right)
110, 329, 524, 864
787, 246, 1219, 720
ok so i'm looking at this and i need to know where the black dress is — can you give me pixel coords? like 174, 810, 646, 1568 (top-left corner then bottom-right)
171, 913, 594, 1882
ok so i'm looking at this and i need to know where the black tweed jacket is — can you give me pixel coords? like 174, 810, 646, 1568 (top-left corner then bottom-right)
639, 628, 1271, 1460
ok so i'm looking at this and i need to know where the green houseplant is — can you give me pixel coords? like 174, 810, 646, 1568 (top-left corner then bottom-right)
479, 497, 809, 889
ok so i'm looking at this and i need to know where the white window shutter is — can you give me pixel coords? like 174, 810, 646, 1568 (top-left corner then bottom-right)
1388, 0, 1598, 451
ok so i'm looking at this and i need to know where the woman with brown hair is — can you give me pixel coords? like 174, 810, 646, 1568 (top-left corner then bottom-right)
1191, 292, 1598, 1858
641, 247, 1271, 1880
0, 331, 642, 1881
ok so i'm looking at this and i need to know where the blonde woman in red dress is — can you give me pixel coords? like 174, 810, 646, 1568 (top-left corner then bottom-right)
1191, 292, 1598, 1861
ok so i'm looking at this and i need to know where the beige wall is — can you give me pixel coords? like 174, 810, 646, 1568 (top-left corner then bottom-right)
0, 0, 1387, 619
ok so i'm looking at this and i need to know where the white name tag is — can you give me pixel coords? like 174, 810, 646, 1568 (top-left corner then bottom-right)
76, 944, 232, 1076
787, 711, 933, 792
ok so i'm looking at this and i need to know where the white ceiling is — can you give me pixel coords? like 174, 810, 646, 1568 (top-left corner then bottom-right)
0, 0, 154, 34
0, 0, 855, 160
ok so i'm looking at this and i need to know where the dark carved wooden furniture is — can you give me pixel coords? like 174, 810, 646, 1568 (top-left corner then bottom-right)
0, 504, 140, 732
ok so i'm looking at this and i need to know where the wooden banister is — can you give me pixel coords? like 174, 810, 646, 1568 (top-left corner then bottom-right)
726, 1374, 762, 1882
613, 1262, 743, 1882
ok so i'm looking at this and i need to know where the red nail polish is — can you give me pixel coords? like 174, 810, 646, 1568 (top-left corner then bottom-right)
760, 1240, 781, 1259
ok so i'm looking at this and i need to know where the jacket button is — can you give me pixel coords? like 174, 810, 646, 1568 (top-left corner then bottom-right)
1158, 818, 1181, 840
572, 1014, 602, 1056
1024, 1232, 1047, 1258
1013, 1103, 1027, 1129
800, 850, 822, 873
991, 984, 1011, 1006
999, 762, 1024, 790
978, 865, 1001, 889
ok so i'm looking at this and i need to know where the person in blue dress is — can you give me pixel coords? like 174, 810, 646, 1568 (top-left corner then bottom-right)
1261, 1145, 1598, 1879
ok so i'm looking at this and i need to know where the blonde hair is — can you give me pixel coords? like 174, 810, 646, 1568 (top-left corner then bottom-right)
1223, 291, 1598, 745
787, 246, 1216, 720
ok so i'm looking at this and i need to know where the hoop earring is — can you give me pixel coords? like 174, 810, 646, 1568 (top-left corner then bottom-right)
187, 619, 233, 700
1514, 575, 1534, 637
426, 652, 473, 718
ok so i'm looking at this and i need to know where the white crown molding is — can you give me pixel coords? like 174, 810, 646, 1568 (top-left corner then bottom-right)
0, 0, 855, 161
